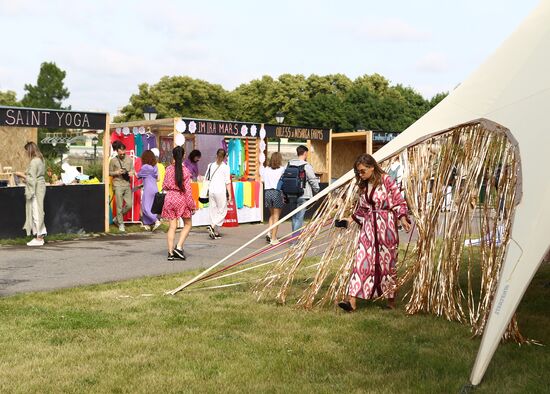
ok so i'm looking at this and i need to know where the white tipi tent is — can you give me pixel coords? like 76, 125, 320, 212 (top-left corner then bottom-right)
169, 1, 548, 386
373, 1, 550, 385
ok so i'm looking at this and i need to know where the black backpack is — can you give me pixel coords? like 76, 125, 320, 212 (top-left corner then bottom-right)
279, 164, 307, 196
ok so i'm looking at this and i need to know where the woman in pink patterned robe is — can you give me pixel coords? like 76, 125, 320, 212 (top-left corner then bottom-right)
339, 154, 411, 312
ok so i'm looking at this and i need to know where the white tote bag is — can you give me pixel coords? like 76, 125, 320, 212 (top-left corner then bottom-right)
199, 163, 221, 204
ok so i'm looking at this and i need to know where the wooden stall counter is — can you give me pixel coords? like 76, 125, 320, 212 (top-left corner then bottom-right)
0, 183, 105, 239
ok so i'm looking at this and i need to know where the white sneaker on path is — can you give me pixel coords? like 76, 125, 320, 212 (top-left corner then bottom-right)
27, 238, 44, 246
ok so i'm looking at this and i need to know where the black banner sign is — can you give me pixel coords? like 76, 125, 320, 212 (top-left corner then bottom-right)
372, 132, 399, 143
180, 118, 261, 137
264, 124, 329, 141
0, 106, 107, 130
178, 118, 329, 141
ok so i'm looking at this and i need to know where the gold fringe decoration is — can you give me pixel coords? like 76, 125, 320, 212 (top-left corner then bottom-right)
188, 120, 526, 342
251, 119, 527, 342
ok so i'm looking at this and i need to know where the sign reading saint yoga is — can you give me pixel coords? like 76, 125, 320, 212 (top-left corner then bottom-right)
0, 107, 106, 130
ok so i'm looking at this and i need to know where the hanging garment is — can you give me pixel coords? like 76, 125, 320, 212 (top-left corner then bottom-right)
233, 181, 244, 209
243, 139, 250, 179
239, 139, 245, 178
142, 134, 157, 150
119, 133, 135, 154
243, 181, 253, 207
157, 162, 166, 192
110, 131, 122, 145
253, 180, 261, 208
227, 139, 235, 175
229, 139, 241, 176
135, 134, 143, 157
124, 156, 142, 222
190, 181, 200, 207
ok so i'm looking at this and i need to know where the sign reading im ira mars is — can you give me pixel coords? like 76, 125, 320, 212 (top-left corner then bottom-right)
0, 106, 107, 130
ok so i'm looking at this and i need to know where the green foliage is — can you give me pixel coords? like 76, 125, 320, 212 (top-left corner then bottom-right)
84, 162, 103, 182
44, 156, 62, 182
0, 90, 20, 106
118, 73, 446, 133
429, 91, 449, 108
21, 62, 71, 158
295, 93, 353, 130
115, 76, 234, 122
21, 62, 70, 109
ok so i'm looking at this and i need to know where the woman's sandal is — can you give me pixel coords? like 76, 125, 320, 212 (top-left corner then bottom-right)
338, 301, 356, 313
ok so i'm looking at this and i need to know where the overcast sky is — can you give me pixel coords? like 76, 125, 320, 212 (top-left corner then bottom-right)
0, 0, 539, 116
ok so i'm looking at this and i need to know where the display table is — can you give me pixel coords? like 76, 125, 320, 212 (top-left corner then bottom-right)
0, 184, 105, 238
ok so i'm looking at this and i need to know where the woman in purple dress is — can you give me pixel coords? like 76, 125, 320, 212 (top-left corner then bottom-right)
137, 150, 160, 231
183, 149, 201, 181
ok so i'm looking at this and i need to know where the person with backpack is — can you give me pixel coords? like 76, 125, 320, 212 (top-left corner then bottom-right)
279, 145, 320, 234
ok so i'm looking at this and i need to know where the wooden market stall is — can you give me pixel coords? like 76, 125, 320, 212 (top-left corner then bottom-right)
0, 106, 110, 238
109, 117, 267, 227
308, 130, 400, 183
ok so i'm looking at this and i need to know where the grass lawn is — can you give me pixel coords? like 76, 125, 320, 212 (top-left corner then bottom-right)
0, 261, 548, 393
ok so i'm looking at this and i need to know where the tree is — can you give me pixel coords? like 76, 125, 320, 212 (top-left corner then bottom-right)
117, 72, 442, 134
115, 76, 233, 122
229, 75, 277, 123
296, 93, 353, 131
429, 92, 448, 109
21, 62, 71, 157
0, 90, 20, 106
21, 62, 70, 109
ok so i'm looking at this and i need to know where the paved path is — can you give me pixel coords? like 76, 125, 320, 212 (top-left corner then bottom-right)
0, 210, 487, 297
0, 223, 291, 297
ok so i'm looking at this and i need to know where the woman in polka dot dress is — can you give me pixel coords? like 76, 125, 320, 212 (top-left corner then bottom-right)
162, 146, 196, 260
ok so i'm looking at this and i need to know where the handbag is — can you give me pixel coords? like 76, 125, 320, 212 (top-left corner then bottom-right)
151, 192, 166, 214
199, 163, 222, 204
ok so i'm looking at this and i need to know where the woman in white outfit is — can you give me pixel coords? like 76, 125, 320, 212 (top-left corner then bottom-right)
205, 149, 232, 239
15, 142, 47, 246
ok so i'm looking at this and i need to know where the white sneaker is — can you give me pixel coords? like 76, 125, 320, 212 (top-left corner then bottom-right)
118, 224, 126, 232
152, 221, 161, 232
27, 238, 44, 246
142, 225, 151, 231
270, 238, 280, 246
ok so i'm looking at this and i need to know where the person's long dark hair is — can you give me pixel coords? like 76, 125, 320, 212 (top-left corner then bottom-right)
354, 153, 385, 190
173, 146, 185, 190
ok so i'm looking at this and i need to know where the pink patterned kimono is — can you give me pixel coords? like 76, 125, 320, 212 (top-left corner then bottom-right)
349, 174, 409, 300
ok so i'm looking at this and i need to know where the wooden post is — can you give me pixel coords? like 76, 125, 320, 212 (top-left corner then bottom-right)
327, 129, 332, 183
103, 114, 111, 233
366, 130, 373, 155
173, 117, 177, 146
